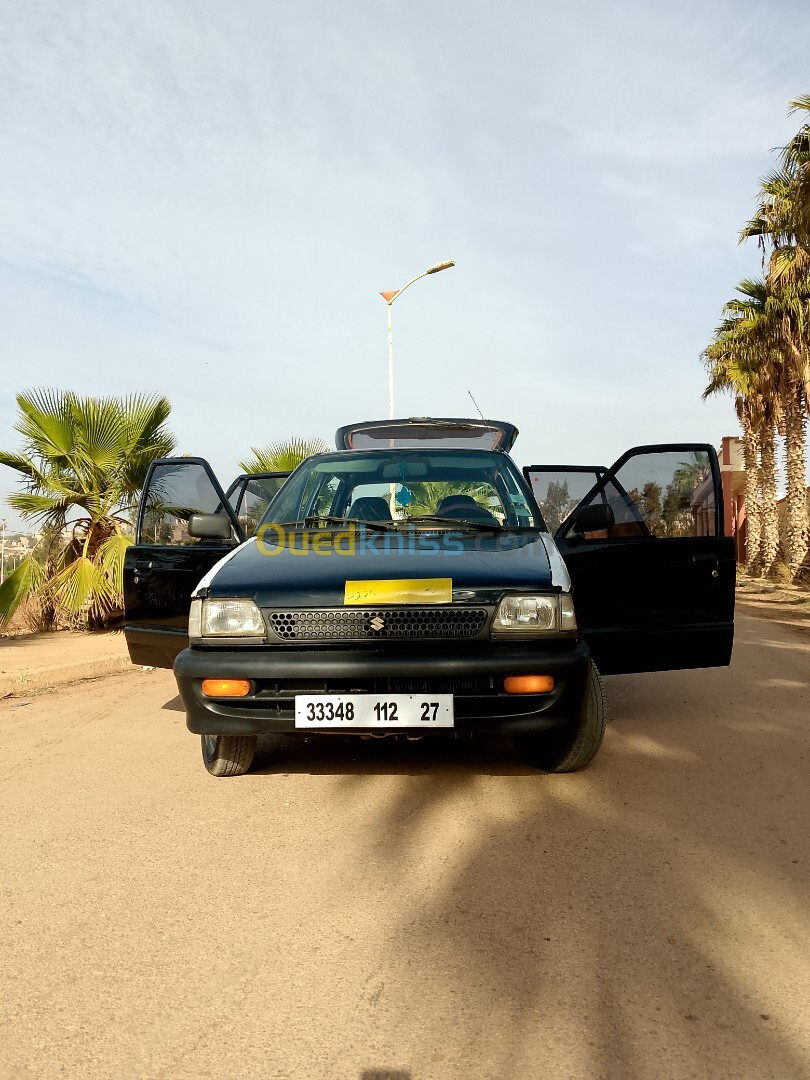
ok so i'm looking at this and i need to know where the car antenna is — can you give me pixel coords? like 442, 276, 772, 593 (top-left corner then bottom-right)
467, 390, 486, 421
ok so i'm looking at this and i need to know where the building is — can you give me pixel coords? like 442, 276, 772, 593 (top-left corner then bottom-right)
719, 436, 747, 562
719, 435, 810, 566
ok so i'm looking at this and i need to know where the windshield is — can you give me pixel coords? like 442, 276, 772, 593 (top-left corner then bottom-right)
262, 450, 541, 529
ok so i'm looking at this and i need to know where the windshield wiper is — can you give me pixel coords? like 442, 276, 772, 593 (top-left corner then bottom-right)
402, 514, 506, 532
315, 515, 399, 532
274, 516, 396, 533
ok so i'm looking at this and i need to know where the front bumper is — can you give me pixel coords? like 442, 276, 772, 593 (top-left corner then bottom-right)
174, 639, 591, 737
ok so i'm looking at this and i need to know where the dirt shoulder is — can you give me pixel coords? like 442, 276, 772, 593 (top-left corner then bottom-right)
735, 576, 810, 640
0, 630, 131, 697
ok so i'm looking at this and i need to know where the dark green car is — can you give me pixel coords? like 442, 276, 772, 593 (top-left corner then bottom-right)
124, 418, 735, 776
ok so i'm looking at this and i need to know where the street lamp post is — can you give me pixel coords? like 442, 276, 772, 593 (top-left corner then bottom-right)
380, 260, 455, 419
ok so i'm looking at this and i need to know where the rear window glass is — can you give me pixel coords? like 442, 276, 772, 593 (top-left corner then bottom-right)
343, 423, 506, 450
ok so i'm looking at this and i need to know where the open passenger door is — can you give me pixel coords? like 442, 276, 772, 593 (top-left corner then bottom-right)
124, 460, 289, 668
524, 445, 734, 675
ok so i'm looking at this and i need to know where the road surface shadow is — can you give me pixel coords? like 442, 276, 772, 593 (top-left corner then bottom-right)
252, 731, 537, 776
327, 646, 810, 1078
360, 1072, 411, 1079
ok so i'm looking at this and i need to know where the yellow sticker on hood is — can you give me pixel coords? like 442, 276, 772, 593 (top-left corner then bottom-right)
344, 578, 452, 605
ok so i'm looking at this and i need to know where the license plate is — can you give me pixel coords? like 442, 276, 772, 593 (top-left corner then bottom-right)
294, 694, 454, 729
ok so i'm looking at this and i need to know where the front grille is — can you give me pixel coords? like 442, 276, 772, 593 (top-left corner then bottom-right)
371, 676, 494, 694
254, 675, 495, 697
267, 607, 489, 641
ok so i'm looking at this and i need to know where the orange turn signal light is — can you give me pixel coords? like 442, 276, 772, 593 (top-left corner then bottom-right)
504, 675, 555, 695
201, 678, 251, 698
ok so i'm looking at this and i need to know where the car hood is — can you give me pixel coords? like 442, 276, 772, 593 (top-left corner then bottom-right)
198, 529, 566, 607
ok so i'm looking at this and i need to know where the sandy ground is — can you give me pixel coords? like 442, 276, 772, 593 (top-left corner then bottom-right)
0, 611, 808, 1080
0, 631, 129, 697
735, 580, 810, 640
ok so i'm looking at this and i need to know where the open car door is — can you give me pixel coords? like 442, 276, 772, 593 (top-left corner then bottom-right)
524, 445, 735, 675
124, 458, 246, 669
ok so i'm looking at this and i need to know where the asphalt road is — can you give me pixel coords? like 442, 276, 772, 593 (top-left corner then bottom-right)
1, 610, 808, 1080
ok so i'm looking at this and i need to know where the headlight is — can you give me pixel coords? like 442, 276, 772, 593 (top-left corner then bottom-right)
492, 593, 577, 635
190, 598, 265, 638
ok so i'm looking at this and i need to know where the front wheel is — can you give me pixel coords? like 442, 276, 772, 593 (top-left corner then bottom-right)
201, 734, 257, 777
512, 662, 606, 773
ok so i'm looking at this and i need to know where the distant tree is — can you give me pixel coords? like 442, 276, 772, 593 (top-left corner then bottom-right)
538, 481, 578, 533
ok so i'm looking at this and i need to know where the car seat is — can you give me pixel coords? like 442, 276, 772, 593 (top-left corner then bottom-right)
435, 494, 498, 525
348, 496, 393, 522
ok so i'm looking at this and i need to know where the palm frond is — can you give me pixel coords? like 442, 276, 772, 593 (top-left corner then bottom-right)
0, 556, 44, 626
239, 438, 329, 474
6, 492, 78, 524
96, 533, 133, 594
47, 556, 117, 615
0, 451, 56, 490
73, 395, 132, 472
14, 389, 78, 460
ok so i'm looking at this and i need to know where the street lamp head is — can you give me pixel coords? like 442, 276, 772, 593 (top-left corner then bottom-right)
426, 260, 455, 274
381, 259, 455, 420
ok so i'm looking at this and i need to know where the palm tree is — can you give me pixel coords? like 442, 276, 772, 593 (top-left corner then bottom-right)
704, 95, 810, 581
736, 270, 810, 581
0, 390, 176, 629
239, 437, 329, 474
703, 305, 775, 576
739, 99, 810, 578
742, 98, 810, 264
729, 278, 810, 576
404, 481, 492, 517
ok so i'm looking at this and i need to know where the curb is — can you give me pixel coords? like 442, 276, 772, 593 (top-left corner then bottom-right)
0, 654, 134, 699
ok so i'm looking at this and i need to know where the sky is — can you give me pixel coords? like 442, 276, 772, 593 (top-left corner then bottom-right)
1, 0, 809, 530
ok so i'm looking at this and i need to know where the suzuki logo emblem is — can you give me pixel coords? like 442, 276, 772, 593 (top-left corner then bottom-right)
370, 616, 385, 631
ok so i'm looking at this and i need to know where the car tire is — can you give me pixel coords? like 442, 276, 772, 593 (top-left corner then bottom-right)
512, 662, 606, 773
201, 734, 257, 777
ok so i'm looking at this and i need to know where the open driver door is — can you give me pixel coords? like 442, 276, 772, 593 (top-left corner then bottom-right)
124, 459, 289, 668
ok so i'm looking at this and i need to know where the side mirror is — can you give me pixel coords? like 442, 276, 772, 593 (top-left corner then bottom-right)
567, 502, 615, 535
188, 513, 233, 540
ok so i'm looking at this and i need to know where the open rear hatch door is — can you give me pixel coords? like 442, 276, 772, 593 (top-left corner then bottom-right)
335, 417, 518, 452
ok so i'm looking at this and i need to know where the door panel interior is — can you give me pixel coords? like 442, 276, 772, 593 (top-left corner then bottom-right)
550, 445, 734, 674
124, 459, 244, 668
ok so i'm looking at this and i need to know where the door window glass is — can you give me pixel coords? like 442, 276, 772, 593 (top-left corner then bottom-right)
525, 469, 606, 532
563, 450, 717, 540
138, 462, 232, 545
231, 476, 288, 535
